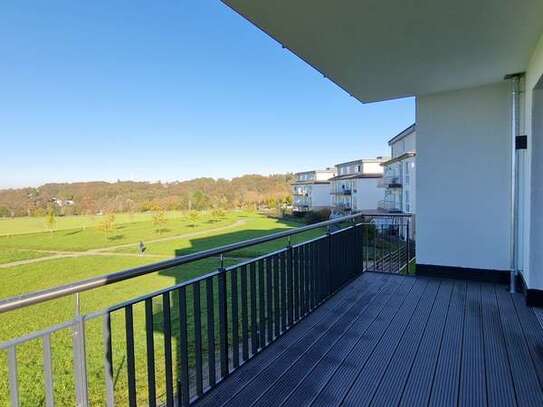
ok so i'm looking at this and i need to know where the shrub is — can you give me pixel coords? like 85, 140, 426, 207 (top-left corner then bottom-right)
304, 209, 331, 224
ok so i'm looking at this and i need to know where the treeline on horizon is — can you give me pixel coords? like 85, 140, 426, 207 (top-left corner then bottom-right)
0, 174, 294, 217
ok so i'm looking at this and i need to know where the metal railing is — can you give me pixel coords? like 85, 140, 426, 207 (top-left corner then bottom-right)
377, 176, 402, 188
361, 215, 415, 274
377, 199, 403, 212
0, 213, 412, 407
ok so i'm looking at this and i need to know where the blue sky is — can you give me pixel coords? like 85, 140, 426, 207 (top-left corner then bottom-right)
0, 1, 414, 189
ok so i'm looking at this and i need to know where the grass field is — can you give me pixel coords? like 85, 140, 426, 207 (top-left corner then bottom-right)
0, 210, 318, 406
0, 211, 187, 236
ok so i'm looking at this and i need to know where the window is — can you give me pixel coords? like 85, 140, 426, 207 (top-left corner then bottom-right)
404, 190, 410, 211
404, 162, 410, 185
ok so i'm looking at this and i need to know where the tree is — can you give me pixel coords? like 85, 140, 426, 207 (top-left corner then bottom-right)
211, 208, 225, 222
97, 213, 115, 241
187, 210, 200, 227
152, 206, 168, 234
46, 208, 56, 236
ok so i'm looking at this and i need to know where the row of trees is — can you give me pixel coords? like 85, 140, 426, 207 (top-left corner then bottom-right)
0, 175, 293, 218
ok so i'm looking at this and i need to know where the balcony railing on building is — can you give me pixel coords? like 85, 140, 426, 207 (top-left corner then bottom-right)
377, 176, 402, 188
378, 199, 402, 212
0, 213, 412, 407
331, 189, 352, 195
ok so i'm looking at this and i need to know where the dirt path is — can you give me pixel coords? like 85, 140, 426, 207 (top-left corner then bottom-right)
0, 219, 247, 269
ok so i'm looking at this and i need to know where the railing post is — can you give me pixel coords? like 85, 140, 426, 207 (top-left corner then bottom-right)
217, 254, 229, 378
406, 219, 411, 274
73, 294, 89, 407
326, 226, 333, 294
286, 237, 294, 326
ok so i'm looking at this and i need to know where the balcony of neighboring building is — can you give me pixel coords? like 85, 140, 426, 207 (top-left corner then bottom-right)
378, 175, 402, 189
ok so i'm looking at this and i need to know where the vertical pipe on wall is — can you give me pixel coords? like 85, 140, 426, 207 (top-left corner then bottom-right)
508, 74, 523, 293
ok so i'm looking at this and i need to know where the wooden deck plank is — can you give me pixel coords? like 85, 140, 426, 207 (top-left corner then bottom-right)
308, 278, 421, 407
459, 282, 487, 407
194, 274, 543, 407
196, 272, 389, 407
223, 275, 406, 407
496, 284, 543, 407
340, 279, 440, 407
427, 280, 467, 407
397, 279, 454, 407
266, 275, 411, 407
511, 293, 543, 386
480, 282, 517, 407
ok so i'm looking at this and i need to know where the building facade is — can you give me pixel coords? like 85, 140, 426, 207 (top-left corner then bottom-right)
379, 124, 416, 213
292, 169, 335, 213
330, 158, 386, 216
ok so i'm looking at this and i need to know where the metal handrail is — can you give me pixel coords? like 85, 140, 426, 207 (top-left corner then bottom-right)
0, 212, 411, 314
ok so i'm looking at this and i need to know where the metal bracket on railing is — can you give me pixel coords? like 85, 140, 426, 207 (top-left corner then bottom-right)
219, 254, 225, 272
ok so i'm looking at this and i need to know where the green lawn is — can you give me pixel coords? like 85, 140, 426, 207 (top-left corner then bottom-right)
0, 211, 315, 406
0, 212, 241, 252
0, 248, 53, 264
0, 210, 187, 236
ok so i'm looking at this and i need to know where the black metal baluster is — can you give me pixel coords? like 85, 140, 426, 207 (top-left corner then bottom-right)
293, 246, 300, 321
145, 298, 156, 407
240, 265, 249, 361
273, 254, 280, 338
280, 251, 287, 333
162, 293, 174, 407
266, 257, 273, 344
231, 267, 239, 369
177, 286, 190, 407
287, 244, 294, 327
192, 282, 203, 398
125, 305, 137, 407
218, 269, 229, 378
205, 279, 216, 387
301, 244, 306, 313
249, 262, 258, 354
258, 259, 266, 347
305, 242, 311, 311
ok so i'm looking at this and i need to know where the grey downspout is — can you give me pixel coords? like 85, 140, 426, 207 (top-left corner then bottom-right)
506, 73, 523, 293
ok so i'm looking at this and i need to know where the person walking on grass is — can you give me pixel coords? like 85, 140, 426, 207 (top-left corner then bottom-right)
139, 241, 146, 256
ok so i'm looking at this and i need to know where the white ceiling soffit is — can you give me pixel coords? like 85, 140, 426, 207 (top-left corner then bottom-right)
222, 0, 543, 103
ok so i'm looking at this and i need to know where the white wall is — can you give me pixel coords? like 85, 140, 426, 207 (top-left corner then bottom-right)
355, 178, 382, 211
311, 184, 332, 209
525, 33, 543, 289
417, 82, 511, 271
362, 162, 384, 174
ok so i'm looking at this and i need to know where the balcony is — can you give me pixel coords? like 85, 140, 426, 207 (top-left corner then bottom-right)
1, 214, 542, 407
331, 189, 352, 196
378, 176, 402, 189
293, 204, 310, 212
378, 199, 402, 213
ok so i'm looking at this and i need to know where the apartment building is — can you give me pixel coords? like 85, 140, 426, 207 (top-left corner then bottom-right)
379, 124, 416, 213
292, 168, 335, 213
330, 157, 386, 216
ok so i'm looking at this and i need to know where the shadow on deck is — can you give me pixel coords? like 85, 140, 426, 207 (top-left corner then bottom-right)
195, 272, 543, 407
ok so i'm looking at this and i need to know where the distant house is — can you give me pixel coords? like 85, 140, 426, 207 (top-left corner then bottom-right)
50, 197, 75, 207
330, 157, 387, 216
292, 169, 336, 214
378, 124, 416, 213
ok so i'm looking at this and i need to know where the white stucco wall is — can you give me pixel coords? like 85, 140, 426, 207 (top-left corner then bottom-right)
362, 162, 384, 174
525, 33, 543, 289
311, 184, 332, 209
417, 82, 511, 271
355, 178, 382, 211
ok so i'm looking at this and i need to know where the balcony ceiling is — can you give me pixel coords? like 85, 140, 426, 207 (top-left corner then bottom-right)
222, 0, 543, 102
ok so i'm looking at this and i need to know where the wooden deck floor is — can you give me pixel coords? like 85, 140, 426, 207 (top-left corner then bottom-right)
195, 272, 543, 407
